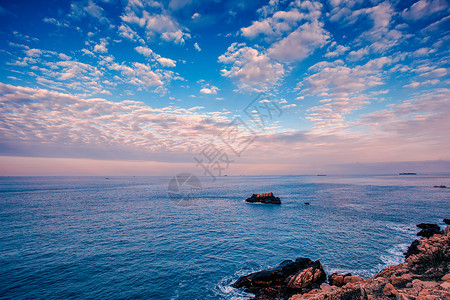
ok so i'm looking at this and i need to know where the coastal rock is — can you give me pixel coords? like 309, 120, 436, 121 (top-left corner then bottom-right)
417, 228, 441, 238
286, 224, 450, 300
245, 192, 281, 204
383, 283, 396, 296
233, 258, 325, 299
405, 239, 420, 259
416, 224, 441, 238
416, 223, 440, 230
444, 219, 450, 225
287, 261, 327, 290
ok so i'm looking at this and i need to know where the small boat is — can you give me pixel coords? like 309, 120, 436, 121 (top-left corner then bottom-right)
399, 173, 417, 175
433, 185, 446, 188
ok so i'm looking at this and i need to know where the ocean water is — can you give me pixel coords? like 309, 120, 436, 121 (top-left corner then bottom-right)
1, 174, 449, 299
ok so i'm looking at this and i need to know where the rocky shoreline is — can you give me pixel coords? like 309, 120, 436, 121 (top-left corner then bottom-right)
233, 222, 450, 299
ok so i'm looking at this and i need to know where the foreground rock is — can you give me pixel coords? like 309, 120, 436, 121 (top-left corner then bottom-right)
246, 192, 281, 204
289, 224, 450, 300
233, 258, 326, 299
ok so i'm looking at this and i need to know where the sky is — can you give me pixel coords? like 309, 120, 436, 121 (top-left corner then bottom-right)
0, 0, 449, 176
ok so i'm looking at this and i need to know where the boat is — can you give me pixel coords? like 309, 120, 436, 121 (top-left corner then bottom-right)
399, 173, 417, 175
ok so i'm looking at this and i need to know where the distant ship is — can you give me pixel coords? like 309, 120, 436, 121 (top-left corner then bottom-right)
399, 173, 417, 175
317, 174, 327, 176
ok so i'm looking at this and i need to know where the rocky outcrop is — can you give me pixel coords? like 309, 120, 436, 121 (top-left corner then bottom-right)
233, 258, 326, 299
289, 224, 450, 300
328, 273, 363, 287
417, 223, 441, 238
246, 192, 281, 204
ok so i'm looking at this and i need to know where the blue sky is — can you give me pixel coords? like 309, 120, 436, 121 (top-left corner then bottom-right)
0, 0, 449, 175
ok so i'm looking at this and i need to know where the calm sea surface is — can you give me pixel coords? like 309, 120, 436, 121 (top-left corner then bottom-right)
1, 174, 449, 299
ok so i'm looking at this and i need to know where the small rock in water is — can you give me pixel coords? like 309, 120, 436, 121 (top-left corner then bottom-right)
443, 218, 450, 225
245, 192, 281, 204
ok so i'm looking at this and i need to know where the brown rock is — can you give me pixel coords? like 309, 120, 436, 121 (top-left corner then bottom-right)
287, 263, 327, 290
384, 283, 396, 296
329, 274, 344, 286
392, 274, 412, 286
440, 282, 450, 290
441, 273, 450, 282
395, 292, 410, 300
319, 283, 332, 293
343, 275, 364, 284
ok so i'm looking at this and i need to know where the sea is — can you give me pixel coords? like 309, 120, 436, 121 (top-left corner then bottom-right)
1, 174, 449, 299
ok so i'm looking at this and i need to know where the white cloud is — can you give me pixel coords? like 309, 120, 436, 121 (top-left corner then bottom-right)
192, 12, 200, 20
419, 67, 447, 78
121, 7, 191, 44
108, 62, 165, 87
93, 38, 108, 53
0, 82, 231, 160
134, 46, 176, 67
300, 57, 394, 129
402, 0, 448, 20
194, 42, 201, 52
200, 85, 219, 94
118, 23, 143, 43
81, 48, 94, 56
281, 103, 297, 109
218, 43, 285, 91
404, 82, 421, 88
241, 0, 323, 42
156, 57, 176, 67
84, 0, 104, 19
43, 17, 69, 27
69, 0, 109, 23
268, 21, 329, 62
325, 44, 350, 58
25, 49, 42, 57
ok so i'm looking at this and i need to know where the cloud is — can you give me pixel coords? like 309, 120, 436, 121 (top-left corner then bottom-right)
84, 0, 104, 19
25, 49, 43, 57
299, 57, 394, 130
108, 62, 164, 87
325, 44, 350, 58
241, 0, 323, 42
43, 17, 69, 27
135, 46, 176, 67
69, 0, 109, 23
218, 43, 285, 91
281, 103, 297, 109
268, 20, 329, 62
93, 38, 108, 53
121, 4, 191, 44
118, 23, 144, 43
200, 85, 219, 94
418, 67, 447, 78
404, 79, 439, 88
301, 57, 392, 96
169, 0, 193, 10
360, 89, 450, 145
402, 0, 448, 20
0, 82, 231, 161
194, 42, 201, 52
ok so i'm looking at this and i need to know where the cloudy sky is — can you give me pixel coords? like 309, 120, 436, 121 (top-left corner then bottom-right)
0, 0, 449, 176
